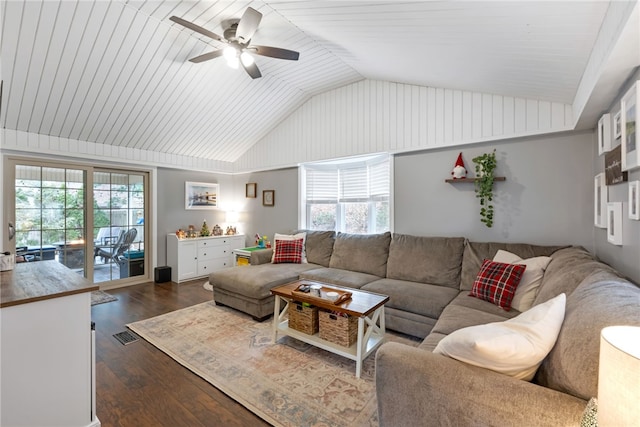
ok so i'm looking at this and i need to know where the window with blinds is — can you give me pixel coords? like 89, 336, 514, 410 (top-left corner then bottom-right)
301, 154, 391, 234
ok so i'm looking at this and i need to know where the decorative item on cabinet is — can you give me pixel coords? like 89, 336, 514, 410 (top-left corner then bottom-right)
200, 220, 210, 236
212, 224, 223, 236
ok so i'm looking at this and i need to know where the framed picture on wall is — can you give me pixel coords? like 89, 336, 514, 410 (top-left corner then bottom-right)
246, 183, 257, 198
185, 181, 219, 210
262, 190, 275, 207
629, 181, 640, 220
614, 111, 622, 140
621, 81, 640, 171
607, 202, 623, 246
598, 113, 612, 155
594, 173, 608, 228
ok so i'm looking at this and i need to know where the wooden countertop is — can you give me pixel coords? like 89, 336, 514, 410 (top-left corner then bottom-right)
1, 261, 99, 308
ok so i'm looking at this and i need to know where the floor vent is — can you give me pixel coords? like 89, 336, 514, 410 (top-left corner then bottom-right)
113, 330, 139, 345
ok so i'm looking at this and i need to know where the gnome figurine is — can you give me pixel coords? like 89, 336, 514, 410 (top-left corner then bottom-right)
451, 152, 467, 179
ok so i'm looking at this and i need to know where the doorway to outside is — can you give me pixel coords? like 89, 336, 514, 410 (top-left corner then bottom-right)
10, 159, 149, 285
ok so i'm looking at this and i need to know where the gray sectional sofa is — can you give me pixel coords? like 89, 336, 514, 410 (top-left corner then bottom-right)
209, 230, 640, 426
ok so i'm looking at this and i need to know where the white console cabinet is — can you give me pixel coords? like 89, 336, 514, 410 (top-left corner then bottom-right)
166, 234, 244, 283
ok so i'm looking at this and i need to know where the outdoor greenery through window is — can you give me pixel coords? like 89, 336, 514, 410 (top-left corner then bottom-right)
301, 154, 391, 234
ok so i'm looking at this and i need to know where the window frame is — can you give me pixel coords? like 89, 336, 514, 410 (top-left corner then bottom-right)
299, 154, 393, 234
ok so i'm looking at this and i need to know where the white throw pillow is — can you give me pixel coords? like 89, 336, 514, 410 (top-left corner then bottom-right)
271, 232, 307, 263
433, 293, 566, 381
493, 250, 552, 312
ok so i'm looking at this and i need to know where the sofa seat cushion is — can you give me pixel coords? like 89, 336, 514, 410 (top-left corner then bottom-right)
535, 270, 640, 400
298, 267, 380, 289
362, 278, 458, 319
329, 232, 391, 277
460, 241, 566, 291
386, 234, 465, 288
431, 295, 520, 336
209, 263, 320, 299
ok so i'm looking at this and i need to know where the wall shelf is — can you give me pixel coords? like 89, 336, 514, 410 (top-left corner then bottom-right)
445, 177, 506, 183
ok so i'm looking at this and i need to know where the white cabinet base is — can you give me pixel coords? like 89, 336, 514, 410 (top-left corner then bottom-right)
166, 234, 244, 283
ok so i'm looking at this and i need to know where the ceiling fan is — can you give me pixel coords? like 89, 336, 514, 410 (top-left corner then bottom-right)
170, 7, 300, 79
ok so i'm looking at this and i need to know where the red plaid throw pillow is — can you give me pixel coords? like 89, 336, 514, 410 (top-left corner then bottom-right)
469, 259, 526, 310
272, 238, 304, 264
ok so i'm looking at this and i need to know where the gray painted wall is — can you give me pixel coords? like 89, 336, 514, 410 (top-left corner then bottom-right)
156, 168, 238, 266
234, 168, 300, 246
593, 68, 640, 284
156, 167, 300, 266
394, 131, 595, 250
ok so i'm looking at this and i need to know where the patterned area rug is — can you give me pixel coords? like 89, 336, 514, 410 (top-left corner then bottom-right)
128, 301, 418, 427
91, 290, 117, 306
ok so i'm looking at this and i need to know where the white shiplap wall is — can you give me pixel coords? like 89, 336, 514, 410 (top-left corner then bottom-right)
234, 79, 573, 172
1, 129, 235, 173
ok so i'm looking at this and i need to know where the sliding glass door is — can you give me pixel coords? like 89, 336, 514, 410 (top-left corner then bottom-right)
7, 158, 149, 285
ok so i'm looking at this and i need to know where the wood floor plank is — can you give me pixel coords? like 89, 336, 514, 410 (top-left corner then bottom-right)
93, 279, 269, 427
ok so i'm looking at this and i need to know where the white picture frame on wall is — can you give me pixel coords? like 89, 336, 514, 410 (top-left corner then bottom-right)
594, 173, 608, 228
607, 202, 623, 246
629, 181, 640, 220
621, 81, 640, 171
614, 111, 622, 140
598, 113, 612, 155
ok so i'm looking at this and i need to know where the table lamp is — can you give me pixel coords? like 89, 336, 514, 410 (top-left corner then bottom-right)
597, 325, 640, 426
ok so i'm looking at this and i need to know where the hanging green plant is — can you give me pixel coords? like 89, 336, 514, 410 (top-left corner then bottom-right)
472, 149, 497, 228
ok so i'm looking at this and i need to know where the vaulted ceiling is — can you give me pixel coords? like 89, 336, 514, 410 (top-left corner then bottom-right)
0, 1, 636, 166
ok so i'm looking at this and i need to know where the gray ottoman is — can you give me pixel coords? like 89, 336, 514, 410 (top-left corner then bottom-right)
209, 262, 321, 321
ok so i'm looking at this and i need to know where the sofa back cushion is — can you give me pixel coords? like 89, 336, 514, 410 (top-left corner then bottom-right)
386, 234, 465, 288
460, 241, 566, 291
534, 271, 640, 400
296, 230, 335, 267
533, 246, 616, 305
329, 232, 391, 277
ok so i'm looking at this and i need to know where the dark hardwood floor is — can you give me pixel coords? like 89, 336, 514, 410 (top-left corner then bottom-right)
92, 279, 270, 427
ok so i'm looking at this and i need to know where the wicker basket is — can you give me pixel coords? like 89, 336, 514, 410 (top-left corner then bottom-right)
319, 310, 358, 347
288, 301, 319, 335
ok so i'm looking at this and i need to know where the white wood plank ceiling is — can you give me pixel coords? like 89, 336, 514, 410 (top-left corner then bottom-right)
0, 1, 614, 164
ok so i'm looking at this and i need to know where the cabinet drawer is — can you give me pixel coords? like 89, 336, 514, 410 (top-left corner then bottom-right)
198, 237, 238, 248
198, 245, 230, 260
198, 258, 230, 276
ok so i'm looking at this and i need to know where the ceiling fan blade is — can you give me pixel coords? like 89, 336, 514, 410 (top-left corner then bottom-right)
252, 45, 299, 61
189, 50, 225, 63
242, 61, 262, 79
170, 16, 224, 42
236, 7, 262, 44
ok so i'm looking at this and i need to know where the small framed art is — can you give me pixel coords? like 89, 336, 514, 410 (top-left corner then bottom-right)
246, 183, 257, 198
629, 181, 640, 220
621, 81, 640, 171
614, 111, 622, 140
185, 181, 219, 210
598, 113, 612, 155
262, 190, 275, 206
594, 173, 608, 228
607, 202, 623, 246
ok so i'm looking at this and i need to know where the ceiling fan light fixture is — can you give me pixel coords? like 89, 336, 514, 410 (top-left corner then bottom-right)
227, 56, 240, 69
240, 51, 254, 66
223, 46, 238, 61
